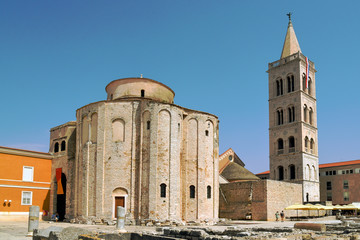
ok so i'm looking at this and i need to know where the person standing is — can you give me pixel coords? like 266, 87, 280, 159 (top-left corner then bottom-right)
280, 210, 285, 222
275, 211, 280, 221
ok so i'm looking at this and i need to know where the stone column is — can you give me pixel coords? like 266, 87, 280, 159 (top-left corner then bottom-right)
116, 206, 126, 232
27, 205, 40, 236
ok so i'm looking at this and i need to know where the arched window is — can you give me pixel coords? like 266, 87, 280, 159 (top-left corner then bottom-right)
160, 183, 166, 198
112, 119, 125, 142
190, 185, 195, 199
308, 164, 311, 180
304, 137, 309, 152
303, 105, 308, 122
147, 121, 150, 130
207, 186, 211, 199
278, 166, 284, 180
61, 141, 66, 151
277, 109, 284, 125
308, 78, 312, 95
302, 74, 307, 91
54, 142, 59, 153
312, 165, 316, 180
288, 136, 295, 153
309, 108, 313, 125
287, 75, 294, 93
277, 138, 284, 154
310, 138, 314, 154
141, 89, 145, 97
288, 106, 295, 123
289, 165, 296, 180
276, 79, 283, 96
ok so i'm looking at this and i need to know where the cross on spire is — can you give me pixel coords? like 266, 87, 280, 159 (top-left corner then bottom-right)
286, 12, 292, 22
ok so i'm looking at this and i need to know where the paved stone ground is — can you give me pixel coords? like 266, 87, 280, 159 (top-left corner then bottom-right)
0, 216, 341, 240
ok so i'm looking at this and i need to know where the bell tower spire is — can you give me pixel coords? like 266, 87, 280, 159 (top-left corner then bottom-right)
280, 13, 302, 59
267, 15, 320, 203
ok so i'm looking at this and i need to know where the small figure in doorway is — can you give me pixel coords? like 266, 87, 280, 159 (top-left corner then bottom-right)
280, 210, 285, 222
275, 211, 280, 221
51, 212, 59, 222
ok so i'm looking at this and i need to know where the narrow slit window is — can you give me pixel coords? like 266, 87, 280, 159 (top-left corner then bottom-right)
141, 89, 145, 97
147, 121, 150, 130
207, 186, 211, 199
160, 183, 166, 198
205, 130, 209, 136
190, 185, 195, 198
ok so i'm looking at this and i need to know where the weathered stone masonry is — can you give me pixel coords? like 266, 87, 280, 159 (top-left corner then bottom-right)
50, 77, 219, 223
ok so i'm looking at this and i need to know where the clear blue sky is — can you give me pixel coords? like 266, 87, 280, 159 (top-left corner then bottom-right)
1, 1, 359, 174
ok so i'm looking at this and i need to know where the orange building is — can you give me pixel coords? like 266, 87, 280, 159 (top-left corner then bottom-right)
0, 146, 52, 221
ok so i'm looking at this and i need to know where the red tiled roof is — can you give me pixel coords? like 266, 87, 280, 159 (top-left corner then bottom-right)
319, 160, 360, 169
257, 170, 270, 175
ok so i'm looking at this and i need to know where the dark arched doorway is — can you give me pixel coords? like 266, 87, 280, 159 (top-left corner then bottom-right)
56, 170, 67, 221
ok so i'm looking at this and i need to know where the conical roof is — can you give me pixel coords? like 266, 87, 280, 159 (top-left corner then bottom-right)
280, 20, 301, 59
221, 162, 259, 182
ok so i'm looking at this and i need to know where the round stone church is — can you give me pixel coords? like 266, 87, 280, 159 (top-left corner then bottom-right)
49, 77, 219, 224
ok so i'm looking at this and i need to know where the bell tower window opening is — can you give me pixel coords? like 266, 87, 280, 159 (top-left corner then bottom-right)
287, 75, 295, 93
54, 142, 59, 153
289, 136, 295, 153
278, 166, 284, 180
276, 79, 283, 96
289, 165, 296, 180
141, 89, 145, 97
288, 106, 295, 123
310, 138, 314, 154
277, 138, 284, 154
61, 140, 66, 151
309, 108, 313, 125
303, 105, 308, 122
277, 109, 284, 125
305, 137, 309, 152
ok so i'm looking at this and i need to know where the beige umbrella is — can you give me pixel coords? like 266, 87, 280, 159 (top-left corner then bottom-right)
285, 204, 309, 219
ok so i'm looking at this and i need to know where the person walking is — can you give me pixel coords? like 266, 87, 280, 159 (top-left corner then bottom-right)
275, 211, 280, 221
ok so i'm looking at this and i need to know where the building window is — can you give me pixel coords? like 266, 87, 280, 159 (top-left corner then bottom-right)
308, 79, 312, 95
190, 185, 195, 198
205, 130, 209, 136
141, 89, 145, 97
326, 181, 332, 190
54, 142, 59, 153
278, 166, 284, 180
21, 191, 32, 205
303, 105, 308, 122
276, 79, 283, 96
302, 74, 307, 91
344, 192, 349, 201
310, 139, 314, 154
309, 108, 313, 125
289, 165, 295, 180
160, 183, 166, 198
277, 109, 284, 125
277, 138, 284, 154
61, 140, 66, 151
289, 136, 295, 153
287, 75, 295, 93
304, 137, 309, 152
22, 166, 34, 182
327, 192, 332, 201
147, 121, 150, 130
207, 186, 211, 199
343, 180, 349, 189
288, 106, 295, 123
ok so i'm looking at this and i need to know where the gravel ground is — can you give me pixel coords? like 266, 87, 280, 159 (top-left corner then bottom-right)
0, 216, 341, 240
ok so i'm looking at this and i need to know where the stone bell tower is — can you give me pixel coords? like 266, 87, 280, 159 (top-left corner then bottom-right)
267, 15, 320, 202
